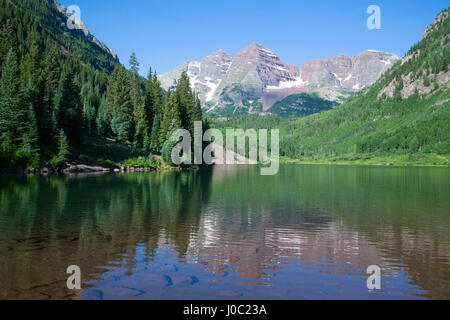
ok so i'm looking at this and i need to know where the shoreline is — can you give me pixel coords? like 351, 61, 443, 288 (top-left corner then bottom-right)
2, 158, 449, 176
0, 163, 200, 176
280, 158, 450, 168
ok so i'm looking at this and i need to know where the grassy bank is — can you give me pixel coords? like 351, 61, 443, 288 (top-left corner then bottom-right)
280, 153, 450, 167
81, 137, 180, 170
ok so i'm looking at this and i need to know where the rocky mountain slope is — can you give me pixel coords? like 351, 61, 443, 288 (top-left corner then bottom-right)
276, 8, 449, 164
53, 0, 118, 61
159, 49, 232, 102
159, 43, 400, 115
10, 0, 119, 71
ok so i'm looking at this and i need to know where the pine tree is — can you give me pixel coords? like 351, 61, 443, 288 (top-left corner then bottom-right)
144, 70, 155, 131
96, 96, 110, 137
129, 52, 140, 75
129, 54, 143, 119
127, 54, 148, 147
0, 22, 17, 68
81, 83, 100, 136
134, 109, 148, 148
159, 90, 181, 148
85, 101, 97, 136
21, 104, 40, 167
50, 129, 70, 169
20, 43, 42, 84
57, 129, 70, 162
0, 132, 15, 167
26, 68, 53, 148
190, 94, 203, 131
150, 114, 161, 152
111, 99, 134, 143
175, 71, 195, 131
54, 71, 84, 147
144, 70, 163, 136
0, 49, 28, 142
43, 46, 61, 108
104, 66, 121, 120
110, 67, 135, 143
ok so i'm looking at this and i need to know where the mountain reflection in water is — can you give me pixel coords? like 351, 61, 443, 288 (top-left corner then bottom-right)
0, 165, 449, 299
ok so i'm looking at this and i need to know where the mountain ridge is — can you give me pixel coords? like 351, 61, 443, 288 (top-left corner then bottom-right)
276, 8, 449, 163
159, 43, 400, 115
8, 0, 120, 72
52, 0, 118, 61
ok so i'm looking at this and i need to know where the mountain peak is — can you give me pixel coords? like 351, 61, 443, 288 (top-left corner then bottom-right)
52, 0, 118, 60
248, 42, 274, 52
209, 49, 232, 59
160, 44, 401, 114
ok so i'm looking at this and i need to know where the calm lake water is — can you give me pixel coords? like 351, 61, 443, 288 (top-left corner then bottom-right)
0, 164, 449, 300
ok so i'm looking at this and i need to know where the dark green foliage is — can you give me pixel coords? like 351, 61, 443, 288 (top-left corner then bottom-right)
128, 53, 147, 147
42, 46, 62, 111
0, 0, 202, 170
0, 22, 17, 68
81, 82, 101, 136
161, 135, 179, 165
269, 93, 339, 118
7, 0, 118, 72
0, 132, 15, 169
176, 71, 195, 132
54, 71, 84, 147
190, 95, 203, 130
96, 97, 110, 137
111, 99, 134, 143
50, 129, 69, 169
144, 70, 164, 138
0, 49, 28, 141
57, 129, 70, 161
0, 0, 117, 169
150, 115, 161, 152
160, 90, 181, 150
143, 132, 151, 152
20, 104, 40, 167
107, 66, 135, 143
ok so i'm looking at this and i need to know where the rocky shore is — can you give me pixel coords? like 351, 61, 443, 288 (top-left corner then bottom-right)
1, 163, 199, 175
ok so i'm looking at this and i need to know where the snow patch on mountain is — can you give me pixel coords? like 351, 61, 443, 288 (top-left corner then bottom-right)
267, 75, 309, 90
160, 43, 400, 114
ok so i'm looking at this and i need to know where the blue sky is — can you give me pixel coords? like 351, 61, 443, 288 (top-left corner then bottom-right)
59, 0, 448, 76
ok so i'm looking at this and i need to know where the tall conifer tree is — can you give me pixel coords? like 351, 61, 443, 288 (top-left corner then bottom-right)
0, 49, 28, 142
54, 71, 84, 147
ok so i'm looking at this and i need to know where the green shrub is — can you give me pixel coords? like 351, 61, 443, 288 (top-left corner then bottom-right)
49, 156, 65, 170
97, 158, 114, 168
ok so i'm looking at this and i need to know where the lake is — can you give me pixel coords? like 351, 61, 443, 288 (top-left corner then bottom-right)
0, 164, 449, 300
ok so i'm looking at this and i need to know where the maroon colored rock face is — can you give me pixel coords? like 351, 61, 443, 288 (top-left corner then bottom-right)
217, 43, 300, 92
159, 43, 400, 113
299, 51, 400, 92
